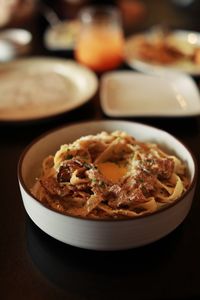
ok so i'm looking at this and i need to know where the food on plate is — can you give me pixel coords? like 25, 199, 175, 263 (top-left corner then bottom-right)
125, 32, 200, 65
31, 131, 190, 219
130, 35, 183, 64
45, 20, 80, 50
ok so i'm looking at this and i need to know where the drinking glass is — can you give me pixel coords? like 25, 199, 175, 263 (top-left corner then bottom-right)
75, 5, 124, 72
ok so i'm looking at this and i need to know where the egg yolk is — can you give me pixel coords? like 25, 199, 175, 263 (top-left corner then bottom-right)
98, 162, 127, 183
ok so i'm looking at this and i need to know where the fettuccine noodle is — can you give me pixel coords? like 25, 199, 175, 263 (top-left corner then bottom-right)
31, 131, 190, 219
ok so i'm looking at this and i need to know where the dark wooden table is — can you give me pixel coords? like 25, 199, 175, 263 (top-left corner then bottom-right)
1, 1, 200, 299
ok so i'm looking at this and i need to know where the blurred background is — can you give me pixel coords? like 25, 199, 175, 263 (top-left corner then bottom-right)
0, 0, 200, 67
1, 0, 200, 35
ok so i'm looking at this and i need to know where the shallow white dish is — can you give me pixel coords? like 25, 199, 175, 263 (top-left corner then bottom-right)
0, 57, 98, 122
124, 29, 200, 76
18, 120, 197, 251
44, 20, 79, 51
100, 71, 200, 117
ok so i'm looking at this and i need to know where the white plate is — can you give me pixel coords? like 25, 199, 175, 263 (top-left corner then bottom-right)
44, 20, 79, 51
124, 29, 200, 76
0, 57, 98, 121
100, 71, 200, 117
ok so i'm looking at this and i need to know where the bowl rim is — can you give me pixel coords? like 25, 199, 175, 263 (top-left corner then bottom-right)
17, 119, 198, 223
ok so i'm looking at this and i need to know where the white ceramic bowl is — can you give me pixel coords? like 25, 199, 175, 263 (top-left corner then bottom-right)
18, 120, 197, 251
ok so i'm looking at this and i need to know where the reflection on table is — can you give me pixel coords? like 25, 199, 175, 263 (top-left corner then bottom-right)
27, 217, 190, 299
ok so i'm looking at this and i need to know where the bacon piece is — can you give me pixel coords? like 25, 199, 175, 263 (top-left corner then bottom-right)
140, 157, 174, 180
135, 171, 156, 196
57, 158, 92, 183
126, 187, 147, 204
57, 165, 71, 182
108, 184, 122, 195
152, 158, 174, 180
40, 177, 71, 197
108, 185, 148, 209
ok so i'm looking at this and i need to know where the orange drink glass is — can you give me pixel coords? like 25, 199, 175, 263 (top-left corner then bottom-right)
75, 6, 124, 73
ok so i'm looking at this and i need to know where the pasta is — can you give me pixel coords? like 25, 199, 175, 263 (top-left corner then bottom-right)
31, 131, 190, 219
126, 33, 200, 65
